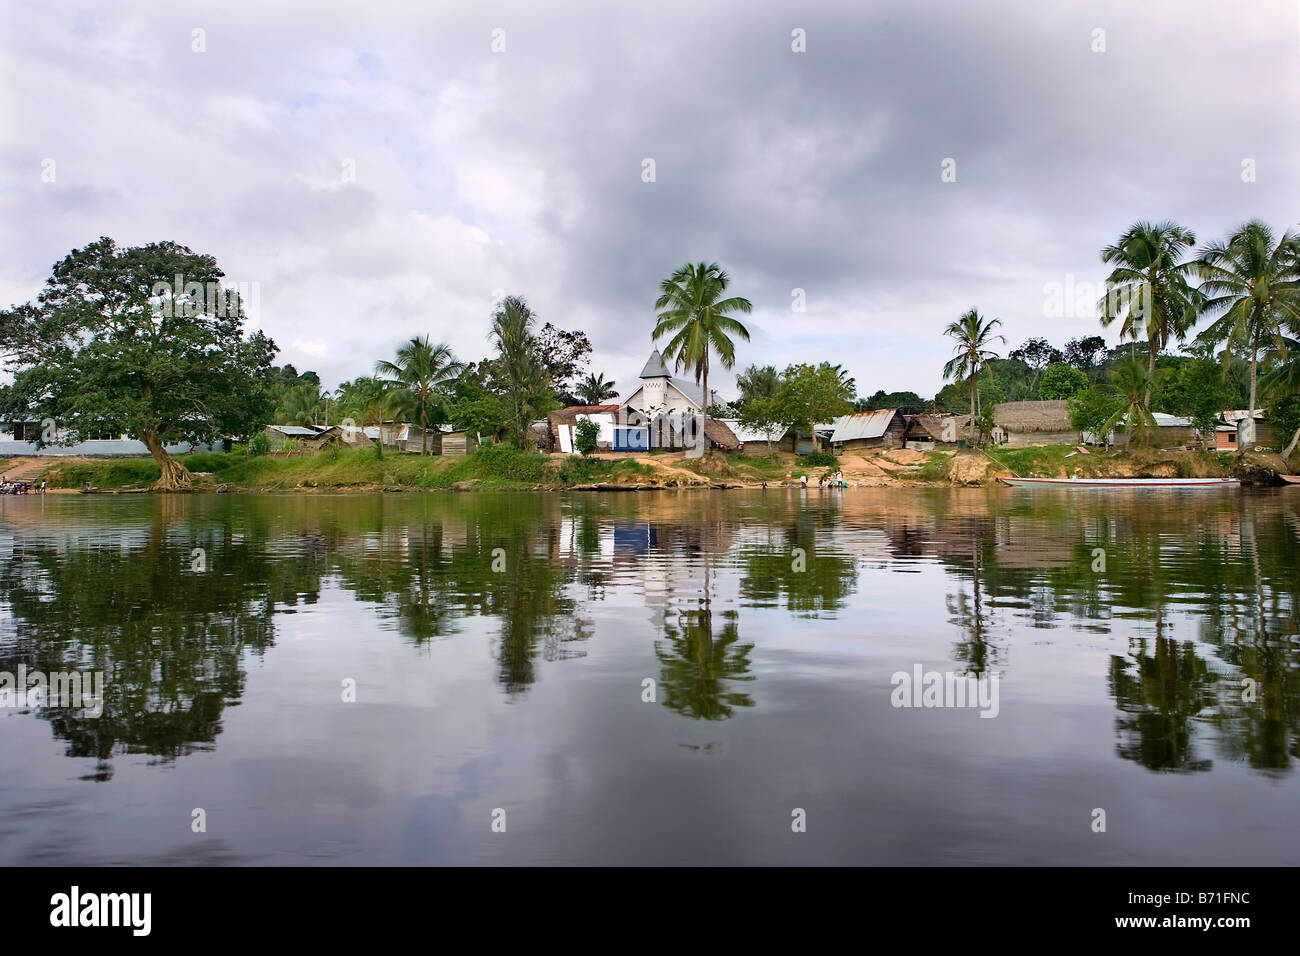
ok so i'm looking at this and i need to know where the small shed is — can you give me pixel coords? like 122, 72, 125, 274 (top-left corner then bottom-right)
827, 409, 907, 451
991, 401, 1075, 446
442, 431, 479, 456
719, 419, 794, 454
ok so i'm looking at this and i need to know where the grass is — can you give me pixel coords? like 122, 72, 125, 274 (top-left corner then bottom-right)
36, 444, 664, 492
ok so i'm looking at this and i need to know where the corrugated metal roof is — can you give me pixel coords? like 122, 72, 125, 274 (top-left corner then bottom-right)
828, 409, 899, 443
1219, 409, 1265, 422
270, 425, 323, 437
719, 419, 788, 443
1152, 413, 1192, 427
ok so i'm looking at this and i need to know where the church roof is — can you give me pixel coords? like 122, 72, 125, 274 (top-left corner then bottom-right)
639, 349, 670, 378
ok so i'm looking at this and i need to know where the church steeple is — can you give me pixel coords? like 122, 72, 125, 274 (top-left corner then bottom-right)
639, 349, 670, 379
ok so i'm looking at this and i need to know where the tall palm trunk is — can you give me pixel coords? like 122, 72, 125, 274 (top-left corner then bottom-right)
968, 377, 977, 443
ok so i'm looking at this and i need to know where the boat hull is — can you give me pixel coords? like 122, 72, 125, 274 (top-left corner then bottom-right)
1000, 476, 1239, 488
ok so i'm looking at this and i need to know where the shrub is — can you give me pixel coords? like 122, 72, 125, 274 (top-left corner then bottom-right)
575, 418, 600, 455
802, 450, 839, 467
248, 431, 271, 457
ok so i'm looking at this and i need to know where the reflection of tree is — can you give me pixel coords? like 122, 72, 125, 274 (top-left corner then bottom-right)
1108, 637, 1216, 772
656, 565, 755, 720
0, 507, 287, 777
943, 518, 1000, 674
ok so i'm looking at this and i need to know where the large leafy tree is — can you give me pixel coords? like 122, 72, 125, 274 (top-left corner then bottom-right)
375, 336, 464, 455
772, 362, 854, 452
1099, 221, 1199, 406
491, 296, 556, 448
653, 261, 752, 438
0, 237, 277, 489
942, 309, 1004, 442
1193, 220, 1300, 432
575, 372, 618, 405
535, 323, 592, 406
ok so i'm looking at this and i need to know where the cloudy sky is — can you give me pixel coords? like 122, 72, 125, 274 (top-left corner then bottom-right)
3, 0, 1298, 399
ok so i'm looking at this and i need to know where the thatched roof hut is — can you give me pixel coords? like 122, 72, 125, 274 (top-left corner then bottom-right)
992, 400, 1071, 432
703, 418, 739, 450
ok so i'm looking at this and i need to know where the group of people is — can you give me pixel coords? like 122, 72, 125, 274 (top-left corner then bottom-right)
776, 470, 855, 489
0, 475, 45, 494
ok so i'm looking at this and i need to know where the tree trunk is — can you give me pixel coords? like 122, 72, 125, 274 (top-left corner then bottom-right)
1283, 424, 1300, 459
1145, 339, 1156, 409
969, 378, 977, 444
141, 431, 191, 490
420, 401, 429, 456
701, 360, 709, 457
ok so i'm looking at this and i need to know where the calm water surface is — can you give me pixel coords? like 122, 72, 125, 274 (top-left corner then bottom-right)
1, 488, 1297, 865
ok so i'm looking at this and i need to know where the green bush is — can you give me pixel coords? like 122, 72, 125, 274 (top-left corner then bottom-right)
575, 418, 600, 455
248, 431, 271, 457
462, 442, 547, 483
802, 450, 839, 467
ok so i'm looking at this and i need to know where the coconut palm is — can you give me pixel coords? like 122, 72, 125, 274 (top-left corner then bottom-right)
375, 336, 465, 455
575, 372, 618, 405
653, 261, 752, 440
1193, 220, 1300, 434
735, 364, 781, 408
1099, 221, 1199, 407
942, 309, 1004, 443
1099, 356, 1157, 447
491, 295, 553, 448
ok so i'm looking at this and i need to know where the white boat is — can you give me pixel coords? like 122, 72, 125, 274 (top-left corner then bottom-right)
1000, 476, 1240, 488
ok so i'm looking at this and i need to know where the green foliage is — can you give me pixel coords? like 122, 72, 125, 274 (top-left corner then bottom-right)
575, 372, 617, 405
575, 417, 600, 455
491, 296, 557, 448
375, 336, 464, 453
858, 389, 926, 413
535, 323, 593, 405
801, 450, 839, 467
1069, 385, 1120, 439
773, 363, 854, 449
653, 260, 752, 415
738, 395, 786, 448
1039, 362, 1089, 400
553, 455, 651, 485
248, 431, 271, 457
0, 237, 278, 484
271, 437, 304, 454
735, 365, 781, 409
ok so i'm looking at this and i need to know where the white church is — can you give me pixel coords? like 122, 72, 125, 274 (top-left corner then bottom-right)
619, 349, 721, 418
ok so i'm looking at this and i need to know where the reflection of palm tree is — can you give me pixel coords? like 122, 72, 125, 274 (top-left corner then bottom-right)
655, 562, 755, 720
1108, 637, 1215, 772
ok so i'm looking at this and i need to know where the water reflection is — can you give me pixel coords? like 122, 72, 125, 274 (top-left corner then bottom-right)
0, 487, 1297, 779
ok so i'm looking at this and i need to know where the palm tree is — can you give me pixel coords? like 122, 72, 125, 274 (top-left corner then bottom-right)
491, 295, 552, 448
1193, 220, 1300, 436
942, 309, 1004, 443
277, 383, 323, 426
735, 364, 781, 408
1099, 356, 1157, 447
375, 337, 465, 455
1099, 221, 1199, 407
653, 261, 752, 443
575, 372, 618, 405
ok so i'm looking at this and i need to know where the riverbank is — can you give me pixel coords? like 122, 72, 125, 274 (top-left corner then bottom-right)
8, 442, 1296, 493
